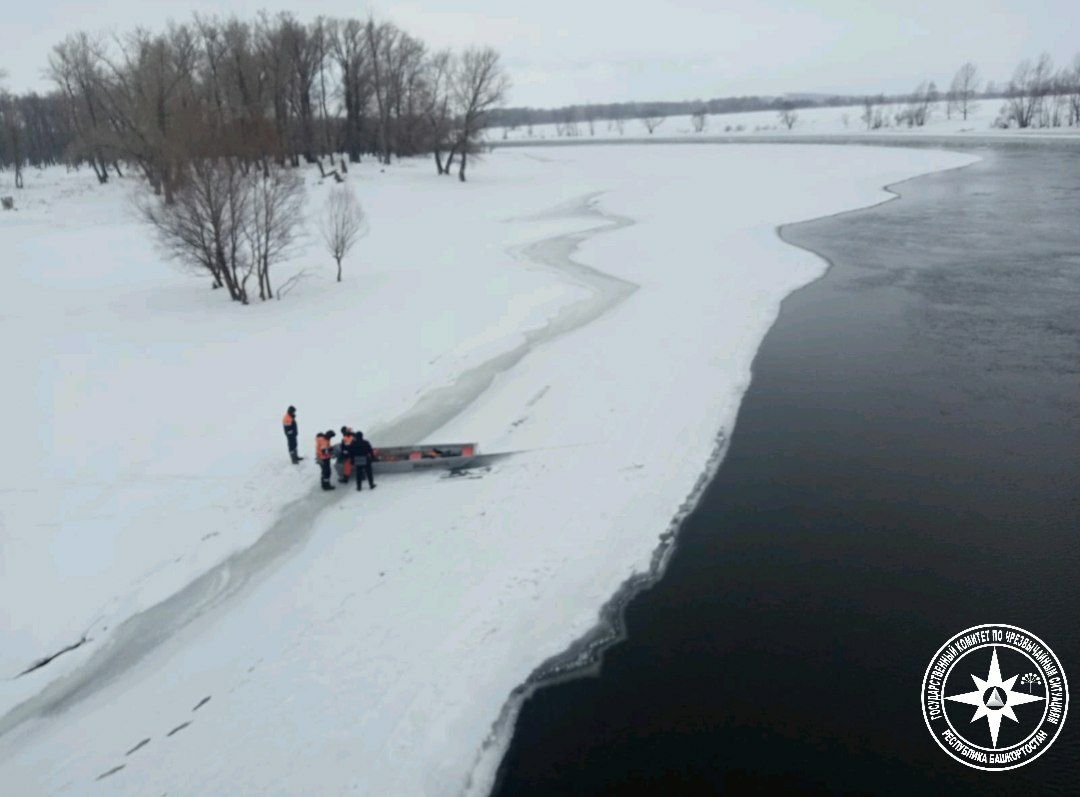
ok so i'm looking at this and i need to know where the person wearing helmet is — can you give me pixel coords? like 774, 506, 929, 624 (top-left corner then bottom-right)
283, 406, 302, 464
315, 430, 336, 490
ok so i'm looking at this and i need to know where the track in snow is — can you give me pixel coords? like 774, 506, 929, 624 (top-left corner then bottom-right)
0, 192, 638, 744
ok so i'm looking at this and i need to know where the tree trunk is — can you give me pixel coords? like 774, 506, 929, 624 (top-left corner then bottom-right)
336, 256, 343, 283
433, 149, 444, 175
300, 88, 316, 164
458, 148, 467, 182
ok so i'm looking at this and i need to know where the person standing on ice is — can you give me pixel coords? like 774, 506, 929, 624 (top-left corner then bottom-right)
283, 406, 302, 464
315, 430, 336, 490
336, 426, 355, 484
351, 431, 377, 492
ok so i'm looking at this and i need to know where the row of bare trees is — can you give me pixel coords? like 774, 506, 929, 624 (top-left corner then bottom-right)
998, 54, 1080, 128
0, 70, 72, 187
857, 56, 1080, 132
0, 12, 509, 190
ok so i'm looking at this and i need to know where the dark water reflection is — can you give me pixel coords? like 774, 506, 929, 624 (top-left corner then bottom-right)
494, 148, 1080, 796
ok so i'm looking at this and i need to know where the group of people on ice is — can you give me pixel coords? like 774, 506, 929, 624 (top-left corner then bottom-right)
282, 406, 377, 492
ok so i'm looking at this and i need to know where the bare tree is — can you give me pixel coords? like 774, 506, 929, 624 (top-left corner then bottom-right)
555, 107, 579, 137
691, 108, 707, 133
141, 159, 254, 302
49, 33, 120, 184
320, 186, 365, 282
949, 63, 980, 121
899, 81, 936, 127
422, 49, 455, 174
449, 47, 509, 182
640, 115, 664, 134
365, 18, 397, 165
329, 17, 372, 164
278, 13, 322, 164
778, 102, 798, 130
861, 96, 877, 130
246, 168, 304, 300
1066, 55, 1080, 127
0, 91, 26, 188
1004, 54, 1054, 128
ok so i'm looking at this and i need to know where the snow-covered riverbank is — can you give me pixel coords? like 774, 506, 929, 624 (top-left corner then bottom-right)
0, 144, 976, 794
487, 101, 1080, 144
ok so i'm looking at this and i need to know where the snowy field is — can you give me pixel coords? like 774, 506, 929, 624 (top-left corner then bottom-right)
1, 143, 976, 794
489, 100, 1080, 143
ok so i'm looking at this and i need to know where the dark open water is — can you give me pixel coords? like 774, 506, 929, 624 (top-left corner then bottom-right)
494, 147, 1080, 796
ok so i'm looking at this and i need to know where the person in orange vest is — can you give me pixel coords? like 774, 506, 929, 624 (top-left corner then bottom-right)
336, 426, 355, 484
283, 406, 302, 464
315, 430, 336, 490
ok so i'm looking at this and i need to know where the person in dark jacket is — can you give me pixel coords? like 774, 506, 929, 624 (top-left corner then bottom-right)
283, 406, 302, 464
315, 430, 336, 490
351, 431, 377, 491
336, 426, 355, 483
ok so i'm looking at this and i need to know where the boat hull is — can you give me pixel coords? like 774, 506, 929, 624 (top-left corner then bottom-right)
370, 443, 486, 474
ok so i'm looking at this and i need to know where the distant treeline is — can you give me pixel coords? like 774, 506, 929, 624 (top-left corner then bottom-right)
488, 54, 1080, 133
489, 94, 858, 128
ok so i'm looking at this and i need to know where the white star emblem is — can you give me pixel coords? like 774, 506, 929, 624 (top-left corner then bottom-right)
945, 647, 1045, 748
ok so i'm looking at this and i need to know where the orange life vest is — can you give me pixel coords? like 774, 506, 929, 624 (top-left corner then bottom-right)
315, 434, 331, 460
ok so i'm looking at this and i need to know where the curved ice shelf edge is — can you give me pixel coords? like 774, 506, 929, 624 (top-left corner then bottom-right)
461, 428, 732, 797
458, 152, 985, 797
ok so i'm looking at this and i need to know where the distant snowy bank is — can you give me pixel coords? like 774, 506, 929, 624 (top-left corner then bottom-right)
0, 144, 976, 794
485, 101, 1080, 145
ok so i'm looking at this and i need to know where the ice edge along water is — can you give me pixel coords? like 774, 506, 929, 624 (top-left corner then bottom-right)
0, 190, 638, 745
0, 144, 980, 794
462, 153, 986, 797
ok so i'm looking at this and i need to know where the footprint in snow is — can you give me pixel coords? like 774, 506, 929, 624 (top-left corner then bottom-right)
125, 738, 151, 756
96, 765, 125, 781
166, 721, 191, 737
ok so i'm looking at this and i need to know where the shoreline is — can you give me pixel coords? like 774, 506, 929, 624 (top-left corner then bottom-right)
470, 150, 983, 797
488, 143, 1080, 797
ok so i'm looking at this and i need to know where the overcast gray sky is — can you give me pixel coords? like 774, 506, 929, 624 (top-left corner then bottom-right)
2, 1, 1078, 107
